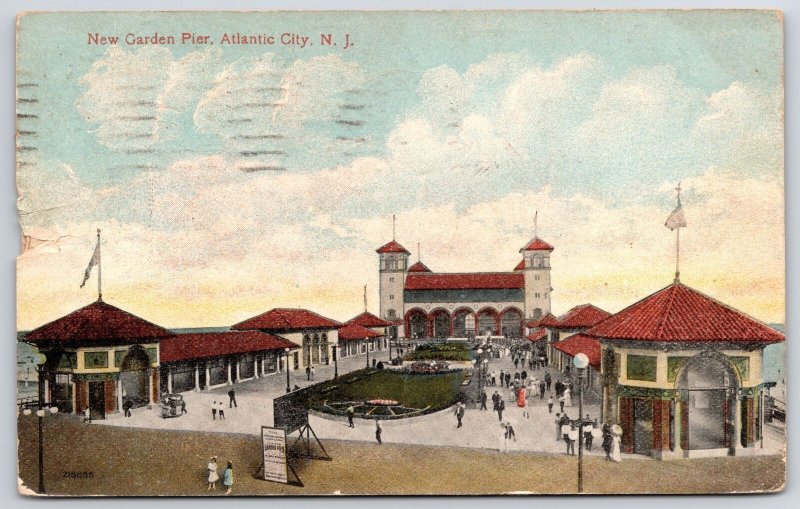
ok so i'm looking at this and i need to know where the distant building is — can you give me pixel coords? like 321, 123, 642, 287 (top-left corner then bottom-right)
377, 234, 554, 340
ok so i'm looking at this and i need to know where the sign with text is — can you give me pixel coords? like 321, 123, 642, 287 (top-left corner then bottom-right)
261, 426, 288, 484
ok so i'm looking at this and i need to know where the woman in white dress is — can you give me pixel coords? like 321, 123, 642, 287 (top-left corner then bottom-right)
207, 456, 219, 490
564, 386, 572, 407
610, 425, 622, 462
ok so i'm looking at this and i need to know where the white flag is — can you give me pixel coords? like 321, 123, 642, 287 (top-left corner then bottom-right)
665, 202, 687, 230
80, 241, 100, 288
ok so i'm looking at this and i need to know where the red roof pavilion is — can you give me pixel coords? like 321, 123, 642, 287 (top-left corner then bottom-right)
232, 308, 341, 331
526, 313, 560, 329
347, 311, 394, 328
337, 322, 382, 341
25, 300, 173, 345
526, 328, 547, 342
583, 282, 784, 343
160, 331, 297, 363
553, 333, 601, 369
553, 304, 612, 329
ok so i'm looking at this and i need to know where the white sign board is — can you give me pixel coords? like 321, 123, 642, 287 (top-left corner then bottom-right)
261, 426, 288, 484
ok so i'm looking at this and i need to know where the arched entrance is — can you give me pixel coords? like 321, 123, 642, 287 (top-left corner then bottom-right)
476, 308, 499, 336
120, 345, 151, 409
430, 309, 451, 339
452, 308, 474, 337
405, 309, 428, 340
676, 353, 740, 453
500, 308, 523, 338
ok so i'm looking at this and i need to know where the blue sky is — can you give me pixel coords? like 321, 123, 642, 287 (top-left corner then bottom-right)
16, 11, 784, 328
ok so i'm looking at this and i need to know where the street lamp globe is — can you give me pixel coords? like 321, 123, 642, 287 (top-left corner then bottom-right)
36, 409, 45, 418
477, 348, 483, 355
23, 408, 31, 416
483, 359, 488, 365
284, 347, 290, 353
49, 407, 58, 414
573, 353, 589, 370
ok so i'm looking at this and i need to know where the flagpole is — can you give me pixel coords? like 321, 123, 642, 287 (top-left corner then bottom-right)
97, 229, 102, 301
675, 227, 680, 283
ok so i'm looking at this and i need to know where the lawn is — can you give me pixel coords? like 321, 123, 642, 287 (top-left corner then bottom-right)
305, 368, 464, 416
405, 342, 474, 362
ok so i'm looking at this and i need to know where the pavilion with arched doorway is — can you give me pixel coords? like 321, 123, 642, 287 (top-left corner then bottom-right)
23, 299, 172, 419
585, 282, 784, 460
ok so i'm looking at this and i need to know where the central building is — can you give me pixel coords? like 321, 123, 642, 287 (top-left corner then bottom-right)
377, 235, 554, 340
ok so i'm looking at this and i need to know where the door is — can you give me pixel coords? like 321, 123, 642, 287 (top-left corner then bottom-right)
633, 398, 653, 454
89, 381, 105, 420
688, 389, 727, 450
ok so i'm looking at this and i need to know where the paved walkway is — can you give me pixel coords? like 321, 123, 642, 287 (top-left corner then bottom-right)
95, 348, 785, 459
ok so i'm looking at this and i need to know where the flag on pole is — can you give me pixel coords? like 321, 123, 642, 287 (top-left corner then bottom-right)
665, 198, 687, 230
80, 240, 100, 288
363, 285, 368, 312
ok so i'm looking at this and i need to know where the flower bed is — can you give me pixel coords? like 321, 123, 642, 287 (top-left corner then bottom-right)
405, 342, 473, 362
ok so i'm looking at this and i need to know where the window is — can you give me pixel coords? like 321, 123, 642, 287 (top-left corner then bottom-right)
389, 277, 394, 283
387, 309, 397, 319
626, 354, 657, 382
535, 275, 540, 281
535, 292, 541, 298
389, 294, 394, 300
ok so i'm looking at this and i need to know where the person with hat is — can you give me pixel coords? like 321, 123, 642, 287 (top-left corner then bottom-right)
207, 457, 219, 491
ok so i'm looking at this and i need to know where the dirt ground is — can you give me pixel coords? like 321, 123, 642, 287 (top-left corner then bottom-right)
18, 414, 785, 496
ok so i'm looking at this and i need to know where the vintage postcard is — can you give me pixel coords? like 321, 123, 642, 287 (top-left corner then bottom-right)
16, 10, 785, 496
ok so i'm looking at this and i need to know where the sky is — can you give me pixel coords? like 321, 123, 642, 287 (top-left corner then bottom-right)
16, 10, 784, 329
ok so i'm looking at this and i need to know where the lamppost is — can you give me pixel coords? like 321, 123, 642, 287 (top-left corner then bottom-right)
333, 345, 339, 379
573, 352, 589, 494
284, 348, 291, 393
476, 348, 484, 391
22, 404, 58, 494
365, 337, 371, 369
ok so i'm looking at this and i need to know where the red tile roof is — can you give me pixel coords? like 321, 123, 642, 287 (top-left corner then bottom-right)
553, 334, 601, 369
514, 259, 525, 271
405, 272, 524, 290
160, 331, 297, 363
526, 313, 559, 328
526, 329, 547, 342
584, 282, 785, 343
25, 300, 173, 345
376, 240, 410, 254
232, 308, 341, 331
521, 237, 554, 252
408, 261, 432, 273
337, 322, 382, 341
347, 311, 394, 328
553, 304, 612, 329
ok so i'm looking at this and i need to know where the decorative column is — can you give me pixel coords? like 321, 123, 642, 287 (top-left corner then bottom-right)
167, 367, 173, 394
194, 363, 200, 392
205, 363, 211, 391
227, 359, 233, 385
71, 380, 77, 415
116, 378, 123, 413
235, 358, 241, 382
147, 369, 154, 406
43, 378, 50, 405
254, 356, 260, 379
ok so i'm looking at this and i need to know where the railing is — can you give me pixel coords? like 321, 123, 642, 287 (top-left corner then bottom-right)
766, 396, 785, 422
17, 396, 39, 410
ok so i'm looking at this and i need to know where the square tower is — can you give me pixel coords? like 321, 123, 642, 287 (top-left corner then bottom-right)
520, 237, 554, 320
376, 240, 409, 322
